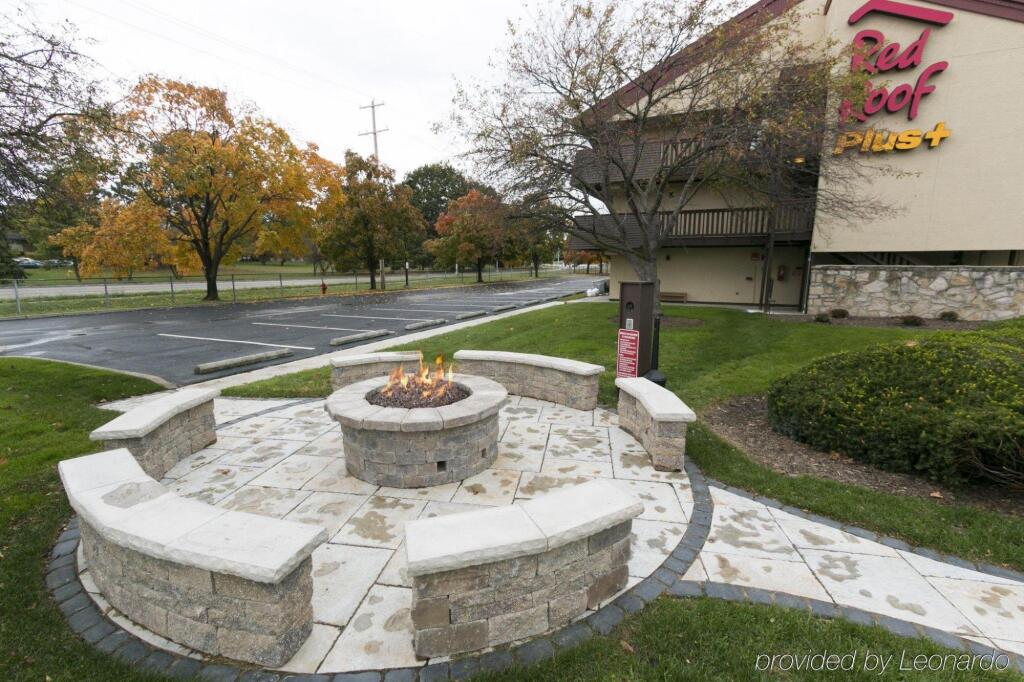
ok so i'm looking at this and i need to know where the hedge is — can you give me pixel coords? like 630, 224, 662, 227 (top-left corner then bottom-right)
766, 319, 1024, 489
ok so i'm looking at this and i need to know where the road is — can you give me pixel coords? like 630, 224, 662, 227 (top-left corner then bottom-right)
0, 270, 548, 300
0, 277, 605, 386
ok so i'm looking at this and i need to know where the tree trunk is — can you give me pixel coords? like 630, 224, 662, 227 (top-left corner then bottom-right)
532, 255, 540, 278
629, 254, 661, 315
203, 263, 220, 301
476, 259, 484, 283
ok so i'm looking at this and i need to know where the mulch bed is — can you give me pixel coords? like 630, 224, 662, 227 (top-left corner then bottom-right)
702, 395, 1024, 517
775, 315, 984, 331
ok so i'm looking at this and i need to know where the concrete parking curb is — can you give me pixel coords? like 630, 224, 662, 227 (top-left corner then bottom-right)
404, 319, 446, 331
193, 348, 293, 374
331, 329, 394, 346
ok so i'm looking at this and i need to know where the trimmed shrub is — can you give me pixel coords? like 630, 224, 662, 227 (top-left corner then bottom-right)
766, 321, 1024, 489
901, 315, 926, 327
939, 311, 959, 322
813, 313, 831, 323
829, 308, 850, 319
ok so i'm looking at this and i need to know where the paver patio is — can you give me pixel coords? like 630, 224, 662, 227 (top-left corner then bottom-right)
78, 394, 1024, 673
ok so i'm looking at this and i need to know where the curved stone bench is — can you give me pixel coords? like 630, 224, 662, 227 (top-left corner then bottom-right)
330, 350, 423, 390
90, 388, 218, 479
615, 377, 696, 472
452, 350, 604, 410
405, 480, 641, 658
58, 448, 326, 667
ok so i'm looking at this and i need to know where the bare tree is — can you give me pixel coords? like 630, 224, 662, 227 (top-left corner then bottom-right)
450, 0, 885, 301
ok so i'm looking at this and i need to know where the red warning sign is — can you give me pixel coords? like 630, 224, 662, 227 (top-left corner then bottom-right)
616, 328, 640, 378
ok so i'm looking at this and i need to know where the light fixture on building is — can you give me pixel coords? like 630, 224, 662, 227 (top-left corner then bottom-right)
792, 156, 806, 164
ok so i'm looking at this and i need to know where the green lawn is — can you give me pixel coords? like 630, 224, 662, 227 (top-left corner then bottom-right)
2, 350, 1020, 679
225, 303, 1024, 571
17, 260, 323, 284
1, 270, 569, 319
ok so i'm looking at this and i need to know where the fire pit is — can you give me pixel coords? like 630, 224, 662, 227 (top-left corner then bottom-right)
326, 358, 507, 488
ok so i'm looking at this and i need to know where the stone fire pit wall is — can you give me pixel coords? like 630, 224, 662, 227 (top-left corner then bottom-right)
330, 351, 423, 390
89, 388, 218, 479
452, 350, 604, 410
326, 374, 507, 488
615, 377, 697, 472
405, 480, 642, 658
58, 449, 326, 667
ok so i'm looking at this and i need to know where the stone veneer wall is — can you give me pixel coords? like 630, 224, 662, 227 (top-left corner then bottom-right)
807, 265, 1024, 321
617, 391, 687, 472
80, 521, 313, 667
410, 521, 632, 658
344, 412, 499, 488
101, 402, 216, 479
331, 360, 412, 390
453, 359, 599, 410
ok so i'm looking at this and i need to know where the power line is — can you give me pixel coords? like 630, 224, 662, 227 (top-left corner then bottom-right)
359, 100, 389, 160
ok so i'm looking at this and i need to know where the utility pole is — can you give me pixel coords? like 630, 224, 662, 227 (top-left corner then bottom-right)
359, 100, 389, 160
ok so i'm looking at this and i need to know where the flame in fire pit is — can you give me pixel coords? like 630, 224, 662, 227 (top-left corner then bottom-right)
381, 355, 456, 402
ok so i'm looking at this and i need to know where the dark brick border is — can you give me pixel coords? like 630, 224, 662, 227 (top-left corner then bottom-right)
47, 456, 714, 680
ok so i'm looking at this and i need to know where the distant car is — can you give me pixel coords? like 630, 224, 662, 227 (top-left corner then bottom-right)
13, 257, 42, 268
43, 258, 73, 268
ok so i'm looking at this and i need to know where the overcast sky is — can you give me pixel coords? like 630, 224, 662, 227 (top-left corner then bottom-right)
16, 0, 533, 178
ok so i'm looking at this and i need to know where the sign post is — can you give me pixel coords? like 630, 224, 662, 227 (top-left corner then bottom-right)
616, 328, 640, 378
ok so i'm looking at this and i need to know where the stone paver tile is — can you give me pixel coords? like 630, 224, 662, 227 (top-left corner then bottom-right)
276, 623, 341, 673
539, 405, 593, 425
803, 549, 982, 636
377, 542, 409, 587
295, 430, 344, 458
254, 418, 335, 442
376, 481, 460, 503
250, 454, 332, 490
420, 500, 491, 519
609, 428, 646, 454
163, 448, 226, 480
771, 509, 898, 557
612, 479, 686, 523
927, 577, 1024, 642
450, 468, 521, 506
79, 569, 100, 595
545, 434, 611, 464
216, 416, 292, 439
592, 407, 619, 427
170, 463, 264, 505
501, 421, 550, 445
493, 441, 545, 472
218, 485, 312, 518
284, 491, 369, 537
710, 487, 766, 509
318, 585, 421, 673
215, 438, 307, 468
898, 550, 1023, 586
204, 435, 255, 451
703, 551, 833, 601
549, 424, 609, 438
332, 495, 426, 549
673, 482, 694, 505
517, 397, 555, 408
683, 557, 708, 581
991, 639, 1024, 655
629, 519, 686, 578
271, 400, 333, 423
516, 471, 595, 499
303, 459, 379, 495
312, 543, 392, 627
499, 404, 542, 422
705, 506, 799, 561
611, 450, 688, 483
539, 459, 613, 478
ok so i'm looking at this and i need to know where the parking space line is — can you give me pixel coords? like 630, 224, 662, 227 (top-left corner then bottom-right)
156, 333, 315, 351
321, 313, 437, 321
369, 307, 480, 314
252, 322, 374, 332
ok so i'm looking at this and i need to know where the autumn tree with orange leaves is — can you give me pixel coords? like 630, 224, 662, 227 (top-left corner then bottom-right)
120, 77, 310, 300
428, 189, 510, 283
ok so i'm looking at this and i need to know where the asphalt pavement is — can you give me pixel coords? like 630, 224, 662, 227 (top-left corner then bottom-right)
0, 277, 605, 386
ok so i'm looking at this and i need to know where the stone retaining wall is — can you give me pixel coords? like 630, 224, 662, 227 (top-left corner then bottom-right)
330, 351, 422, 390
410, 521, 632, 658
344, 412, 499, 488
79, 521, 313, 667
100, 402, 216, 479
452, 351, 603, 410
616, 377, 695, 472
807, 265, 1024, 321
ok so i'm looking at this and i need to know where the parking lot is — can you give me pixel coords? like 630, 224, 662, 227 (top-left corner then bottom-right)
0, 277, 605, 386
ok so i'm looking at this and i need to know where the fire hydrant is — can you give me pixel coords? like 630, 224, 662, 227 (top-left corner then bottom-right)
320, 280, 327, 296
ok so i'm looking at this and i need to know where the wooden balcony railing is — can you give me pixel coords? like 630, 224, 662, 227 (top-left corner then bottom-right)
657, 202, 815, 238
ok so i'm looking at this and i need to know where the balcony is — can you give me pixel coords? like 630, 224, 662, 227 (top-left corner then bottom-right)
569, 202, 815, 249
